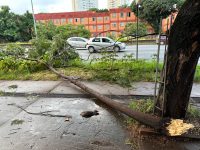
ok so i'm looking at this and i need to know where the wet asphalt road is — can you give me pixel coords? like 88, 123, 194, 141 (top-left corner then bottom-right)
77, 45, 166, 61
77, 45, 200, 64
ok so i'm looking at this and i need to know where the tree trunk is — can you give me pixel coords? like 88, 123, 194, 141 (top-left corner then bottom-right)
155, 0, 200, 118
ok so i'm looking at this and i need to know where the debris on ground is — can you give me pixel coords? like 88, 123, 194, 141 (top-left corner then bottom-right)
8, 85, 18, 89
166, 119, 195, 136
80, 110, 99, 118
11, 119, 24, 125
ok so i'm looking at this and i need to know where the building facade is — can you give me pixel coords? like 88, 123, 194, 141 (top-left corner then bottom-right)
108, 0, 130, 9
35, 8, 139, 37
72, 0, 98, 11
162, 12, 178, 33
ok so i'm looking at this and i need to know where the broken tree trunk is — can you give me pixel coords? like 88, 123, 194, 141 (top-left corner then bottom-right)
155, 0, 200, 118
47, 65, 163, 130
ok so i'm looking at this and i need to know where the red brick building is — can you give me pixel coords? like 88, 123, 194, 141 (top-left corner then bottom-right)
35, 8, 144, 37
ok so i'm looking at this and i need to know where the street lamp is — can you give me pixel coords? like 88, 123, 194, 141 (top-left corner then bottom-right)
136, 3, 141, 60
31, 0, 37, 38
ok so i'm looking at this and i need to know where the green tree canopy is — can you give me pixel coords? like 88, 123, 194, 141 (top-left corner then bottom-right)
130, 0, 185, 32
88, 8, 109, 12
37, 22, 91, 41
123, 22, 147, 36
0, 6, 34, 42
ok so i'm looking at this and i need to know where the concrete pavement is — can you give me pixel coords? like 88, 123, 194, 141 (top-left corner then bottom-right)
1, 80, 200, 98
0, 80, 200, 150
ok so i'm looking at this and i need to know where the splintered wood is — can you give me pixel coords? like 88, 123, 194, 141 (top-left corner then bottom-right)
166, 119, 194, 136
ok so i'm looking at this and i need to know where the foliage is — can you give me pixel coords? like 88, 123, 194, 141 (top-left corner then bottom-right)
37, 22, 57, 40
37, 23, 91, 41
0, 6, 33, 42
118, 4, 130, 8
130, 0, 185, 32
187, 104, 200, 118
56, 24, 91, 40
129, 99, 154, 114
29, 36, 79, 67
123, 22, 147, 37
88, 8, 109, 12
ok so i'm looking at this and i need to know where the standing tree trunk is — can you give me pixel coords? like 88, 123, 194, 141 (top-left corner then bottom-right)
155, 0, 200, 118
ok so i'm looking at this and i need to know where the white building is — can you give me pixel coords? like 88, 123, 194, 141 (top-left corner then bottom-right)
108, 0, 130, 9
72, 0, 98, 11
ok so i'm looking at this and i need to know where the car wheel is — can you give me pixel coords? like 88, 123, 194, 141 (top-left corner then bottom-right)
113, 46, 120, 52
88, 46, 95, 53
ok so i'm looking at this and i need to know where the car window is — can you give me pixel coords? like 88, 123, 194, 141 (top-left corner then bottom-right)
92, 38, 101, 42
102, 38, 111, 43
69, 38, 76, 41
77, 38, 86, 42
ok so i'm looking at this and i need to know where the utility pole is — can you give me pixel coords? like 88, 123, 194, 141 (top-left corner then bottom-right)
136, 4, 139, 60
31, 0, 37, 38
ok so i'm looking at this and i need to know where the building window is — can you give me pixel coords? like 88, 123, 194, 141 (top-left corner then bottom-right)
61, 18, 66, 24
112, 13, 117, 18
98, 25, 102, 30
93, 25, 96, 30
75, 18, 78, 22
80, 18, 84, 23
120, 22, 125, 27
105, 25, 109, 30
104, 17, 109, 21
68, 18, 73, 23
97, 17, 103, 22
92, 17, 96, 21
120, 12, 124, 18
112, 23, 117, 28
127, 12, 131, 17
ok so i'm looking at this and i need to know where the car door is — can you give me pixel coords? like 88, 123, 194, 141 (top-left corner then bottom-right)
68, 38, 77, 48
101, 38, 113, 50
77, 38, 87, 48
91, 38, 102, 50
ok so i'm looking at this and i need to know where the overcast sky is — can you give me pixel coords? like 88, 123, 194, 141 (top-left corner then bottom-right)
0, 0, 109, 14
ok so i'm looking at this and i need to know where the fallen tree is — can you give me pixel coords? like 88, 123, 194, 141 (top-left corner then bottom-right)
1, 1, 199, 137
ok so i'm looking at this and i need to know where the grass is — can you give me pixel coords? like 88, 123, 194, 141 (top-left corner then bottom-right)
127, 99, 200, 124
0, 57, 200, 87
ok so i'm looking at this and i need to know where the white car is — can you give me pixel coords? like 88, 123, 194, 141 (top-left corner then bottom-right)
86, 37, 126, 53
67, 37, 88, 49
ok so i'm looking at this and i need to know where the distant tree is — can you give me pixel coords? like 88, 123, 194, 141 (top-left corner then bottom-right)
17, 11, 34, 41
123, 22, 147, 36
118, 4, 130, 8
56, 24, 91, 40
88, 8, 109, 12
37, 21, 57, 40
130, 0, 185, 32
88, 8, 99, 11
0, 6, 33, 42
0, 6, 18, 42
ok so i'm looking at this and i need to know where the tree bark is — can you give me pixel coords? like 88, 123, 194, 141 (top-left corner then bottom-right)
155, 0, 200, 118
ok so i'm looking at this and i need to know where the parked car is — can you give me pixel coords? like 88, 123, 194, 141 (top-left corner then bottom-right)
86, 37, 126, 53
67, 37, 88, 49
156, 35, 168, 45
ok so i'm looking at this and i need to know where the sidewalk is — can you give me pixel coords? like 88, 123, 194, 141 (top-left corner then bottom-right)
0, 80, 200, 97
0, 80, 200, 150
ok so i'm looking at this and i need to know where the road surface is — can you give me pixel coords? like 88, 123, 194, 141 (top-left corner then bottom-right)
77, 45, 166, 61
